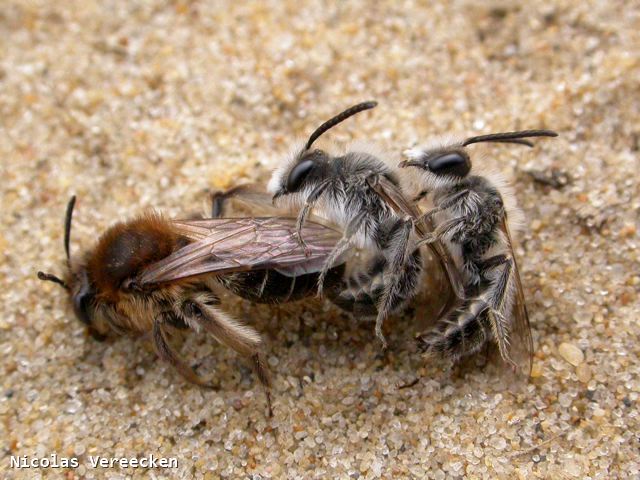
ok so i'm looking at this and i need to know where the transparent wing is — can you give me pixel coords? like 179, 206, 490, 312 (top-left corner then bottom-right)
500, 215, 534, 375
138, 217, 341, 285
369, 175, 465, 302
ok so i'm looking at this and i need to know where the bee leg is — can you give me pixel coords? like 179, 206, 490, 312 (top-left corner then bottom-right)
486, 309, 516, 368
417, 190, 470, 227
183, 300, 273, 416
295, 180, 330, 252
325, 287, 378, 317
478, 253, 510, 271
323, 254, 385, 317
481, 255, 517, 367
283, 273, 296, 303
317, 211, 366, 297
416, 216, 466, 247
210, 191, 229, 218
257, 270, 270, 299
417, 255, 517, 365
250, 351, 273, 417
152, 315, 218, 389
87, 327, 108, 342
416, 207, 441, 227
374, 218, 420, 349
316, 237, 352, 297
210, 185, 251, 218
416, 299, 492, 362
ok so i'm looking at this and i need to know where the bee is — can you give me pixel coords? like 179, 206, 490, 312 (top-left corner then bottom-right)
38, 196, 344, 415
268, 102, 461, 348
400, 129, 558, 371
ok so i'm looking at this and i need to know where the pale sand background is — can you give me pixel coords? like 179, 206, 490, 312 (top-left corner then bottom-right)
1, 1, 639, 478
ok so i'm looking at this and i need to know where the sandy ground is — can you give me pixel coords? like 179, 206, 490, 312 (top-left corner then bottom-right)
1, 1, 639, 478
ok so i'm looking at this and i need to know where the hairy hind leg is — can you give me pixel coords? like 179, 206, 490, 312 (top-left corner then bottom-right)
374, 219, 423, 349
416, 299, 492, 362
417, 254, 517, 366
481, 255, 517, 367
152, 313, 218, 389
182, 298, 273, 416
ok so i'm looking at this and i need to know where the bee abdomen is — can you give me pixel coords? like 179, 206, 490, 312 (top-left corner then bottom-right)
417, 300, 491, 361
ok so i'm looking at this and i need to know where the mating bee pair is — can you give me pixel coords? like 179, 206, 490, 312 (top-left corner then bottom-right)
39, 102, 557, 415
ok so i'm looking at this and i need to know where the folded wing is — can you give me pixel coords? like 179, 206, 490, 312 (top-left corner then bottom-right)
138, 217, 342, 285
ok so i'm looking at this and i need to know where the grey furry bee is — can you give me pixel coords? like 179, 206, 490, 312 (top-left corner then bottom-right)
400, 129, 558, 370
38, 196, 343, 415
268, 102, 461, 348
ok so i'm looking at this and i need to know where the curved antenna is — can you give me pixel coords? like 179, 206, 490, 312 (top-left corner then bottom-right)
37, 271, 69, 290
463, 129, 558, 147
305, 101, 378, 150
481, 138, 536, 147
64, 195, 76, 266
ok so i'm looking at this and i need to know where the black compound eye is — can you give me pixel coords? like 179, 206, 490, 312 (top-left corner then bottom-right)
428, 152, 471, 177
73, 291, 94, 325
72, 273, 95, 326
286, 158, 315, 192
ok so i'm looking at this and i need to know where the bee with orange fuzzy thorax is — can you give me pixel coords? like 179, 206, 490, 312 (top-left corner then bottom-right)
38, 196, 343, 416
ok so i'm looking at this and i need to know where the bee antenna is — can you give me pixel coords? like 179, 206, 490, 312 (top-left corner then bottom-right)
64, 195, 76, 266
305, 101, 378, 150
462, 129, 558, 148
37, 271, 69, 290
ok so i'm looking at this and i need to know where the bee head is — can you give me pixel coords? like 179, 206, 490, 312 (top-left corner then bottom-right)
37, 196, 106, 341
281, 148, 330, 196
269, 101, 377, 204
400, 129, 558, 185
69, 268, 97, 329
401, 149, 472, 179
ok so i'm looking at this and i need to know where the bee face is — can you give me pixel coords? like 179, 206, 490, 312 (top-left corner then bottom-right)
70, 268, 96, 327
269, 101, 378, 206
67, 265, 113, 341
286, 157, 315, 192
401, 147, 472, 188
426, 151, 472, 178
272, 148, 330, 200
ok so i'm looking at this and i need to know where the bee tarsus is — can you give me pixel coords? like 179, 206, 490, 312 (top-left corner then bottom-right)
152, 313, 218, 389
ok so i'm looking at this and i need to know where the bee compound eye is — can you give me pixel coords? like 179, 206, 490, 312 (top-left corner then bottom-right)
72, 273, 95, 326
286, 158, 316, 192
73, 290, 95, 326
428, 152, 471, 177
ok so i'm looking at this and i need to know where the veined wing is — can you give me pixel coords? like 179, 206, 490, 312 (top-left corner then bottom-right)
500, 215, 534, 376
138, 217, 341, 284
